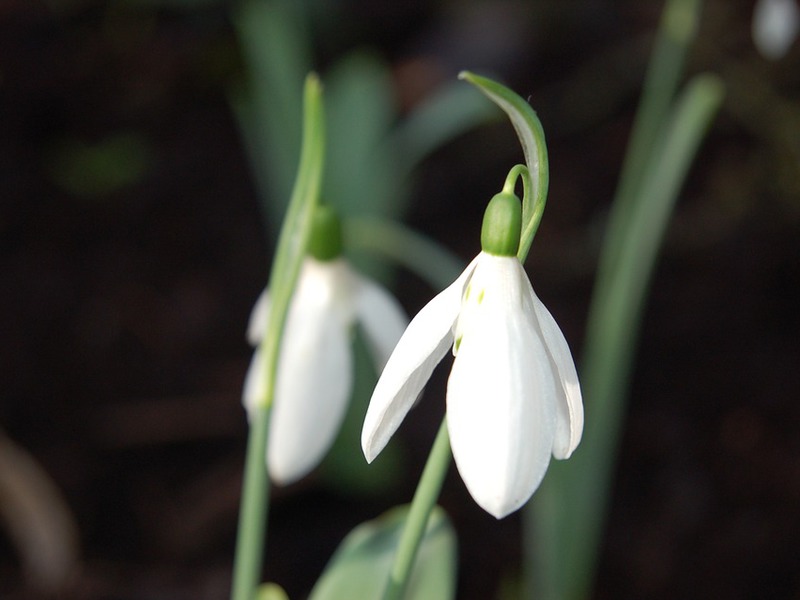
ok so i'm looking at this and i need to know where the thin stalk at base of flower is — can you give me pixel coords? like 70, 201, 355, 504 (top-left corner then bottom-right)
231, 406, 272, 600
383, 419, 452, 600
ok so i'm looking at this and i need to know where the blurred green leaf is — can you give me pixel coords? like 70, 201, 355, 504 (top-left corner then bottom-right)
390, 80, 500, 179
318, 332, 404, 496
531, 74, 724, 600
48, 132, 151, 199
323, 53, 401, 220
232, 0, 311, 228
309, 505, 457, 600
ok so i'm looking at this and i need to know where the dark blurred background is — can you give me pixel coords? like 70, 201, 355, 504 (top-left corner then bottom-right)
1, 1, 799, 598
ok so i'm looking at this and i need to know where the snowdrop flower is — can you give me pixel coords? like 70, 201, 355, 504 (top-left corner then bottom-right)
244, 205, 407, 485
753, 0, 799, 60
361, 193, 583, 518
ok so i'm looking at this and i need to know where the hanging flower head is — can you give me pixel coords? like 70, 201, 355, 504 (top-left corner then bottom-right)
244, 205, 408, 485
361, 192, 583, 518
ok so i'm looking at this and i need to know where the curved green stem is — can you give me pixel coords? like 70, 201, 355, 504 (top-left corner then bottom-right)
383, 420, 452, 600
501, 164, 545, 264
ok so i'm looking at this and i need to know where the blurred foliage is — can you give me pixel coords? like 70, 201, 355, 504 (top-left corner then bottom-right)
309, 505, 457, 600
47, 132, 152, 199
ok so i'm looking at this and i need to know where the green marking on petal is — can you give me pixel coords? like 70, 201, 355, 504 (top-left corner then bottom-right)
454, 336, 462, 353
464, 284, 471, 301
477, 289, 485, 304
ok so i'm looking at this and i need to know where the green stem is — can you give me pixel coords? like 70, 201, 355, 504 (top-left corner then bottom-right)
230, 74, 325, 600
231, 408, 272, 600
383, 420, 452, 600
344, 217, 464, 291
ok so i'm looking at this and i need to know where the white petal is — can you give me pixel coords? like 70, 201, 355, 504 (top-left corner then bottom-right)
361, 257, 479, 463
242, 348, 265, 419
268, 316, 352, 485
447, 255, 558, 519
267, 263, 354, 484
246, 287, 270, 346
526, 284, 584, 460
353, 274, 408, 372
753, 0, 800, 60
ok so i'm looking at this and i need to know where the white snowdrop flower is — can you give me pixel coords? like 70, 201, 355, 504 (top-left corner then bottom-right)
361, 193, 583, 519
753, 0, 800, 60
244, 206, 407, 485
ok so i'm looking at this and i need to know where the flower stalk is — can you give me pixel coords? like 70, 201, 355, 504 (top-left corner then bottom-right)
382, 420, 452, 600
231, 74, 325, 600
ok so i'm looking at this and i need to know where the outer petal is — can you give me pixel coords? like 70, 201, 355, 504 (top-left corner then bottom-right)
361, 257, 479, 463
246, 287, 270, 346
353, 273, 408, 372
266, 259, 356, 484
447, 255, 558, 519
242, 258, 358, 484
526, 283, 583, 460
268, 301, 352, 484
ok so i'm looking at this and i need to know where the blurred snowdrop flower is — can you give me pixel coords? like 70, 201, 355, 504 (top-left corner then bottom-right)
752, 0, 800, 60
244, 205, 407, 485
361, 193, 583, 518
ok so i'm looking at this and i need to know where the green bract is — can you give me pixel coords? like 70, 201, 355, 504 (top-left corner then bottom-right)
480, 193, 522, 257
308, 204, 343, 261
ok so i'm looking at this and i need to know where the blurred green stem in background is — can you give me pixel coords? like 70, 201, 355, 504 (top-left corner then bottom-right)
525, 0, 725, 598
231, 74, 325, 600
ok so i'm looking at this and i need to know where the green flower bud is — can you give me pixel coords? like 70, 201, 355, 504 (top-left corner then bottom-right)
480, 193, 522, 257
308, 204, 343, 261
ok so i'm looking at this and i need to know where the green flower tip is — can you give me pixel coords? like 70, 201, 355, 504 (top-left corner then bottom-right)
308, 204, 343, 261
481, 193, 521, 257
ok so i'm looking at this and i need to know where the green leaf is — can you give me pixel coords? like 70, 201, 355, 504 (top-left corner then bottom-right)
323, 53, 401, 220
390, 80, 500, 179
458, 71, 549, 261
309, 506, 457, 600
318, 333, 404, 496
232, 0, 312, 229
532, 74, 724, 600
47, 132, 151, 199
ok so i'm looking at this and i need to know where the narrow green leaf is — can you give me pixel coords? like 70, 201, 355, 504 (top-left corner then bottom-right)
390, 80, 500, 179
309, 506, 457, 600
604, 0, 703, 275
232, 0, 312, 228
532, 73, 724, 600
344, 216, 465, 291
323, 53, 401, 219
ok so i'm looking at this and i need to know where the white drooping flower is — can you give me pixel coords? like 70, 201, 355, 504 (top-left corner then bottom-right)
244, 207, 407, 485
752, 0, 800, 60
361, 193, 583, 519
